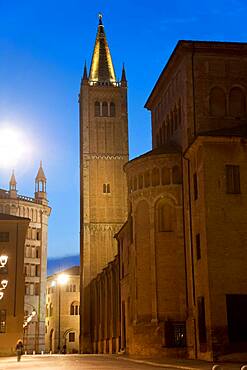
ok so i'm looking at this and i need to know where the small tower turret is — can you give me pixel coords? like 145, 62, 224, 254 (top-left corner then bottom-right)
82, 62, 88, 84
35, 161, 47, 204
121, 63, 127, 87
9, 170, 17, 198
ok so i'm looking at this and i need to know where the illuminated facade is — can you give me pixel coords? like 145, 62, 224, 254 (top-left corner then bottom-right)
0, 214, 29, 355
0, 163, 51, 353
45, 266, 80, 354
79, 15, 129, 352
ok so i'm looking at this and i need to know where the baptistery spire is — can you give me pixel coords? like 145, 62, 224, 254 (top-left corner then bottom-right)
89, 13, 116, 84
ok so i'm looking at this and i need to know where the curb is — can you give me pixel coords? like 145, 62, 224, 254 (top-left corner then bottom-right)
117, 356, 202, 370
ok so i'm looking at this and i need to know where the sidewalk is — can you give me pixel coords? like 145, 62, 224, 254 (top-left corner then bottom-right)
117, 355, 246, 370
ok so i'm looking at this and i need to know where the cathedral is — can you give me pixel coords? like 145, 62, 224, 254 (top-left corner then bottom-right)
80, 18, 247, 361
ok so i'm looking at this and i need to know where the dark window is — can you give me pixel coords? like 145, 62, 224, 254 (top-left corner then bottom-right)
0, 232, 9, 242
0, 309, 6, 333
73, 284, 76, 292
144, 171, 150, 187
103, 183, 110, 194
161, 167, 170, 185
102, 102, 108, 117
138, 174, 143, 189
110, 102, 116, 117
197, 296, 207, 345
36, 231, 40, 241
226, 165, 240, 194
193, 173, 198, 200
196, 234, 201, 260
209, 87, 226, 117
172, 166, 182, 184
35, 283, 39, 296
152, 168, 160, 186
70, 302, 80, 315
95, 101, 100, 117
165, 321, 186, 347
69, 332, 75, 342
229, 87, 246, 118
35, 265, 40, 277
226, 294, 247, 343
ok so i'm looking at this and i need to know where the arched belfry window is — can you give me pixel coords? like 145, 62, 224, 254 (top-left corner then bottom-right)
161, 167, 170, 185
95, 101, 100, 117
102, 102, 108, 117
110, 102, 116, 117
70, 301, 80, 315
229, 87, 246, 117
209, 87, 226, 117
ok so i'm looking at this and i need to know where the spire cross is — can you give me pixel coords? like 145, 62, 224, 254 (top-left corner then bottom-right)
98, 13, 103, 25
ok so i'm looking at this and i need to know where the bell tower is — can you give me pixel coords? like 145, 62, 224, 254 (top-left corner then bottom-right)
79, 14, 129, 352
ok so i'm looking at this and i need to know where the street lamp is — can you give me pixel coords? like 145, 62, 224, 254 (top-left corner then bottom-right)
0, 255, 8, 300
52, 273, 69, 353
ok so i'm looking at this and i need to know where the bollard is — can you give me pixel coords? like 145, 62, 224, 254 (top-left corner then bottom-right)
24, 351, 27, 355
33, 350, 35, 355
41, 350, 44, 355
241, 366, 247, 370
49, 350, 52, 355
212, 366, 222, 370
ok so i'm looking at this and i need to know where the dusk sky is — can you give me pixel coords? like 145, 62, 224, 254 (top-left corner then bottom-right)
0, 0, 246, 258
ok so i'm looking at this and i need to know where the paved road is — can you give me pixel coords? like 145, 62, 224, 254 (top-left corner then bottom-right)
0, 354, 177, 370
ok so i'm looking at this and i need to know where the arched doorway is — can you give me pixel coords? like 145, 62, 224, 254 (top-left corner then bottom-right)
49, 329, 54, 353
63, 328, 78, 354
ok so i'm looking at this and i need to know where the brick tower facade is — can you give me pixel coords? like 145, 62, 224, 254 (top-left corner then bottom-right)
79, 15, 129, 352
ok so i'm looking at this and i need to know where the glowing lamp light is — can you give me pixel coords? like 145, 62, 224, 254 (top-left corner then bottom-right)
57, 274, 68, 285
0, 255, 8, 268
0, 292, 4, 300
31, 309, 36, 317
1, 280, 8, 289
51, 280, 56, 287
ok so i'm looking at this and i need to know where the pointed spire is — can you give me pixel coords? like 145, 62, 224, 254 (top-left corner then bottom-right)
9, 170, 17, 198
35, 161, 46, 182
10, 170, 17, 187
89, 13, 116, 84
83, 61, 88, 81
121, 63, 127, 86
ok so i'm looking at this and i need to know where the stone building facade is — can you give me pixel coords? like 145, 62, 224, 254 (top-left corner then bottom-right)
79, 15, 128, 352
0, 163, 51, 353
145, 41, 247, 360
0, 213, 29, 355
45, 266, 80, 353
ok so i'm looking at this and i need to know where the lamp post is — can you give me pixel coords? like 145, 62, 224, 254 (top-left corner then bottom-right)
0, 255, 8, 300
53, 274, 68, 353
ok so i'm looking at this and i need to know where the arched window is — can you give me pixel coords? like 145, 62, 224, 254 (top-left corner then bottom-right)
172, 165, 182, 184
46, 304, 49, 317
152, 168, 160, 186
144, 171, 150, 187
49, 303, 53, 317
209, 87, 226, 116
70, 301, 80, 315
95, 101, 100, 117
229, 87, 246, 117
110, 102, 116, 117
157, 202, 175, 232
102, 102, 108, 117
161, 167, 170, 185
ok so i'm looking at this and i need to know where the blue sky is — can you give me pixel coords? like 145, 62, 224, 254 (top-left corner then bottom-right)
0, 0, 246, 257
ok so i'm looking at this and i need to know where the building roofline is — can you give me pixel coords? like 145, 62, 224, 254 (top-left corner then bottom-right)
145, 40, 247, 110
